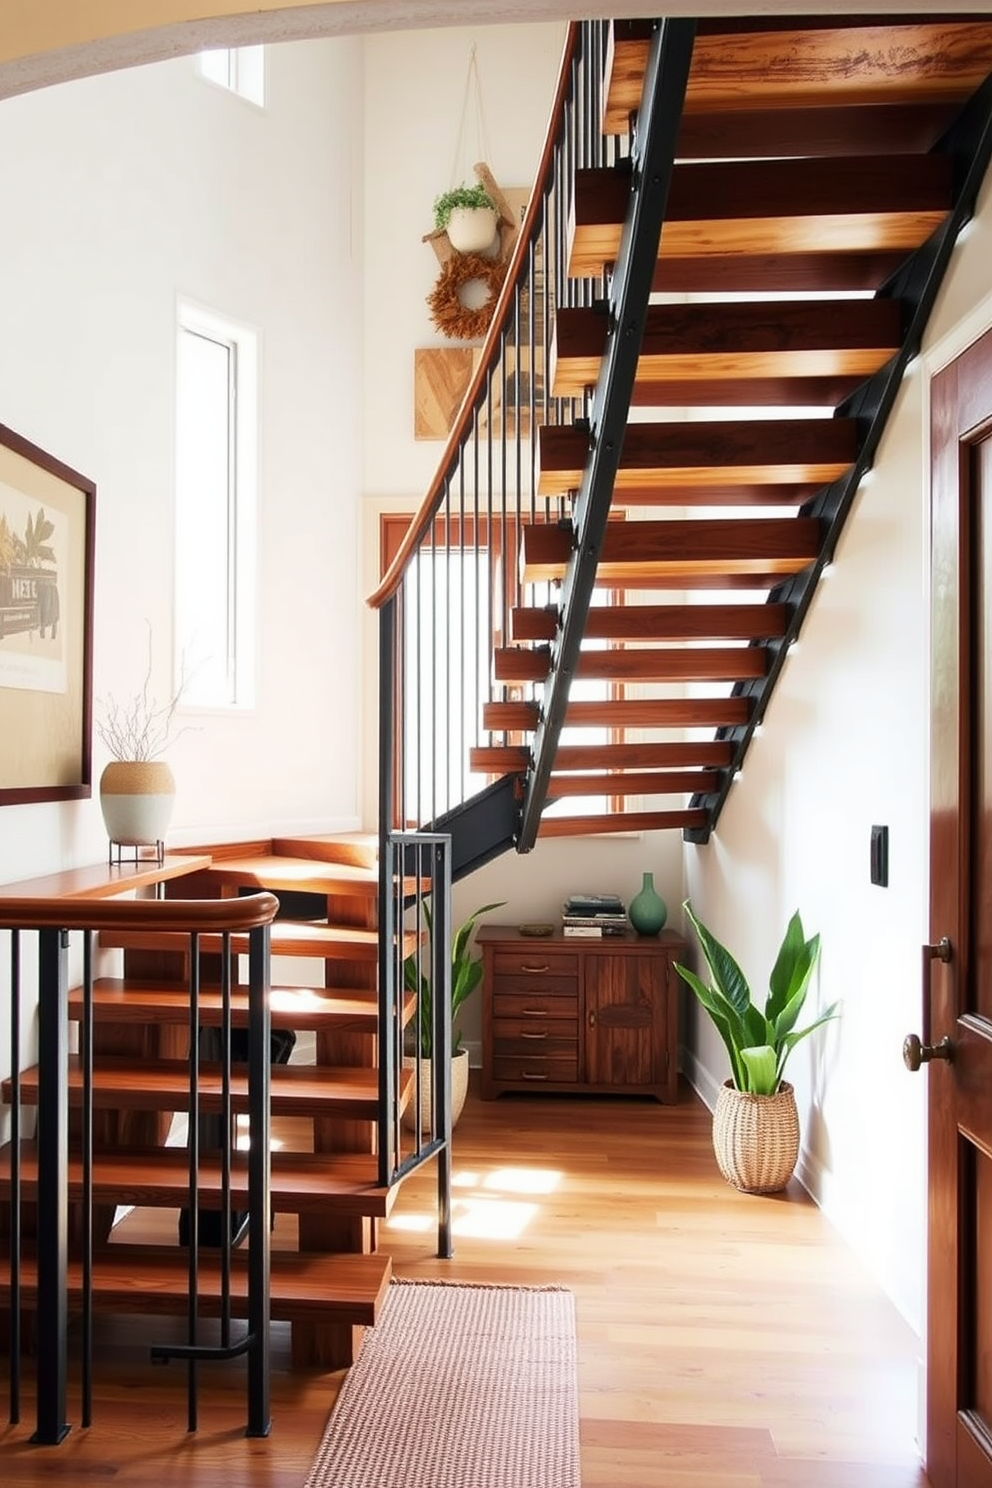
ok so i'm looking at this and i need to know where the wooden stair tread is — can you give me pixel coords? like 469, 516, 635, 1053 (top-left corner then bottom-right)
470, 741, 734, 773
511, 602, 788, 643
0, 854, 213, 901
537, 416, 857, 500
671, 102, 959, 162
551, 300, 901, 400
569, 153, 951, 278
5, 1056, 410, 1121
649, 254, 904, 296
547, 770, 722, 798
98, 920, 417, 962
604, 19, 992, 133
521, 517, 822, 585
0, 1142, 396, 1217
67, 977, 414, 1033
539, 809, 708, 837
180, 833, 378, 872
201, 853, 379, 898
0, 1244, 391, 1326
484, 697, 750, 731
493, 645, 765, 684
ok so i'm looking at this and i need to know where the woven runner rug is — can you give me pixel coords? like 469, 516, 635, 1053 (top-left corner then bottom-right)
303, 1279, 580, 1488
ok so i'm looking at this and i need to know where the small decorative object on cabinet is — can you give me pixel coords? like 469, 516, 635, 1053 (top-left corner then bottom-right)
403, 897, 505, 1131
674, 900, 840, 1193
479, 924, 684, 1103
628, 872, 667, 935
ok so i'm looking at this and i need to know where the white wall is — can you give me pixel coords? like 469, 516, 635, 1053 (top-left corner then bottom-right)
0, 36, 365, 883
683, 170, 992, 1336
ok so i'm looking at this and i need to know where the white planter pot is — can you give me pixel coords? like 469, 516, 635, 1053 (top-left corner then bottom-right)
402, 1047, 470, 1135
445, 205, 498, 254
99, 759, 176, 849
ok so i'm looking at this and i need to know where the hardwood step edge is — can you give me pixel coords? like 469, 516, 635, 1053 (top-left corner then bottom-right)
0, 1143, 397, 1218
0, 1245, 392, 1325
65, 978, 416, 1032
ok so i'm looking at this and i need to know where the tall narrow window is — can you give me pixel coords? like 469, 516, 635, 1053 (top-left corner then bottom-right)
197, 46, 265, 106
175, 302, 257, 708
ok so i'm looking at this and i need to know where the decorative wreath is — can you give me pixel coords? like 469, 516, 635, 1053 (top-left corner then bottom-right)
427, 252, 507, 341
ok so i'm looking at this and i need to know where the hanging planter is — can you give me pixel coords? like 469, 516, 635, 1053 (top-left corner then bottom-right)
433, 184, 498, 255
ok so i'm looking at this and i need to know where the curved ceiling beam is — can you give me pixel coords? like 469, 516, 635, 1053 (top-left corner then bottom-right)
0, 0, 973, 102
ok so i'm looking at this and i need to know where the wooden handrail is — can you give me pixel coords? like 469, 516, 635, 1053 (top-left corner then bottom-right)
366, 22, 580, 612
0, 891, 279, 933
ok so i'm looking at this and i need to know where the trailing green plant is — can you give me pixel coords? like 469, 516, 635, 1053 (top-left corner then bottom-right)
404, 898, 505, 1058
674, 900, 840, 1096
432, 182, 496, 232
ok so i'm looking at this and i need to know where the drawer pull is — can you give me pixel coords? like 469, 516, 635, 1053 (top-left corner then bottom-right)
520, 963, 552, 973
520, 1030, 548, 1041
521, 1008, 548, 1018
522, 1072, 549, 1081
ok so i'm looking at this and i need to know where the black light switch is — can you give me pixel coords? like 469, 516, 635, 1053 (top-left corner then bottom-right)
870, 824, 889, 887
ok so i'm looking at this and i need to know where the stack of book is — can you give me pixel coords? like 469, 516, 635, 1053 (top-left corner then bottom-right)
562, 892, 628, 937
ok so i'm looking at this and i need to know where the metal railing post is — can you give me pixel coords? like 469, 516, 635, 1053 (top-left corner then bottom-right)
33, 926, 70, 1445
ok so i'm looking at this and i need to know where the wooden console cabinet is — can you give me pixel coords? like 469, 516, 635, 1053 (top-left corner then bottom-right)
478, 925, 685, 1104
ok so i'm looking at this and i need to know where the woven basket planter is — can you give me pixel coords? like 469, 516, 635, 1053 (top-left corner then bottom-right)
712, 1080, 800, 1194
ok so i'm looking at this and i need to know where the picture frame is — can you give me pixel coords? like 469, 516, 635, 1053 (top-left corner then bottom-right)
0, 422, 95, 805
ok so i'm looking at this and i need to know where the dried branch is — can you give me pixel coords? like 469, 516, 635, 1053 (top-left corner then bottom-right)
96, 623, 195, 762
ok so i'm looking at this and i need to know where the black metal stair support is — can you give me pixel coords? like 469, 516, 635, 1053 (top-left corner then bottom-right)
426, 773, 521, 881
517, 17, 698, 852
684, 71, 992, 844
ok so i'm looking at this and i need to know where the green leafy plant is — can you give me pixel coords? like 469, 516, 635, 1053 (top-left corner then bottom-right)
404, 898, 505, 1057
674, 900, 839, 1096
432, 182, 496, 232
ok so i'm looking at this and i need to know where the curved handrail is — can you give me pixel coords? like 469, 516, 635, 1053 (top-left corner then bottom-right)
367, 21, 580, 612
0, 890, 279, 933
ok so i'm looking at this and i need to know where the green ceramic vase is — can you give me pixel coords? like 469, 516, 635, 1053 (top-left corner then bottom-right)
629, 871, 667, 936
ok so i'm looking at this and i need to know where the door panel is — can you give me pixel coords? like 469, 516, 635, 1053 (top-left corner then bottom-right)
928, 328, 992, 1488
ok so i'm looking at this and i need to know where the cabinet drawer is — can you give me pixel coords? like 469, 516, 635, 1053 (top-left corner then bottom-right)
493, 1056, 578, 1084
493, 1020, 577, 1057
493, 949, 579, 977
492, 991, 578, 1019
491, 973, 577, 1000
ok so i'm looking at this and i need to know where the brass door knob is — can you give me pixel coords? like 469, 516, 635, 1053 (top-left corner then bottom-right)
903, 1033, 954, 1071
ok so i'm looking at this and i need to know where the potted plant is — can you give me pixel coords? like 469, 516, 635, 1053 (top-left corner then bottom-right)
674, 900, 840, 1194
95, 625, 192, 859
432, 182, 498, 254
403, 896, 505, 1132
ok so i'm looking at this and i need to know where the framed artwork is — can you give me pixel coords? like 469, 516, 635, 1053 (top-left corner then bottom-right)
0, 422, 95, 804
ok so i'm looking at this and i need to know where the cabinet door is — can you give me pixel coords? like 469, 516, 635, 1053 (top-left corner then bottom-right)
584, 951, 667, 1088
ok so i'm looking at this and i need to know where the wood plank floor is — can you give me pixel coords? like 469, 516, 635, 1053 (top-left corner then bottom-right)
0, 1079, 929, 1487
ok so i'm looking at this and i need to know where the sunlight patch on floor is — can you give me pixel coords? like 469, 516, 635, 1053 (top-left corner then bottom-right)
388, 1164, 563, 1240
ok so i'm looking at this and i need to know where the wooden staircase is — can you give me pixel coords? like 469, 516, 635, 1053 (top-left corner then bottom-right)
471, 15, 992, 844
0, 834, 427, 1408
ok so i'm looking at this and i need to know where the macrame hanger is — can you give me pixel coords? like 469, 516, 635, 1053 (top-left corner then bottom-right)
448, 44, 494, 188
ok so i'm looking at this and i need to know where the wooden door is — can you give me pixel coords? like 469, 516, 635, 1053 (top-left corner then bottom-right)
927, 324, 992, 1486
583, 948, 666, 1090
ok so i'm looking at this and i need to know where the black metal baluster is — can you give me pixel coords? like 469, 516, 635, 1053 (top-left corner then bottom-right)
220, 931, 232, 1353
245, 922, 271, 1438
432, 840, 453, 1260
186, 932, 200, 1433
81, 931, 94, 1427
9, 929, 20, 1425
33, 926, 69, 1445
